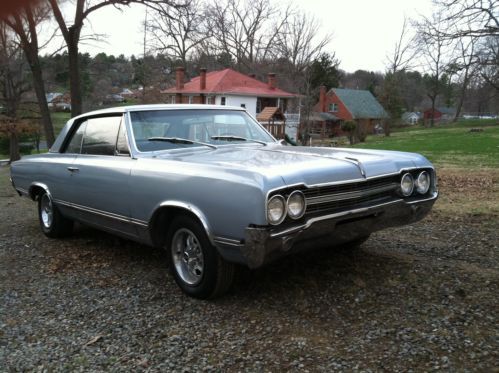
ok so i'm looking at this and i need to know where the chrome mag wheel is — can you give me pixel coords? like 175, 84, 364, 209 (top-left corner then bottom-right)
40, 194, 53, 229
171, 228, 205, 286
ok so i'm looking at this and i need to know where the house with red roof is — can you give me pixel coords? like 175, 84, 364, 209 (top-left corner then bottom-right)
162, 67, 297, 118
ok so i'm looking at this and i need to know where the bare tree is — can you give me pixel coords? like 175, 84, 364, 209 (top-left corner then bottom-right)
1, 3, 55, 147
477, 35, 499, 90
0, 24, 27, 161
206, 0, 288, 71
147, 0, 209, 68
433, 0, 499, 39
416, 12, 453, 126
381, 18, 420, 136
386, 17, 418, 74
47, 0, 183, 117
451, 36, 479, 120
275, 12, 332, 74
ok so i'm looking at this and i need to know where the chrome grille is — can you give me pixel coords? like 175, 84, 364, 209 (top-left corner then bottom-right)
303, 175, 400, 215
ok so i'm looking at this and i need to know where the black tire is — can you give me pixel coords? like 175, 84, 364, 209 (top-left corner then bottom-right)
167, 215, 235, 299
37, 192, 73, 238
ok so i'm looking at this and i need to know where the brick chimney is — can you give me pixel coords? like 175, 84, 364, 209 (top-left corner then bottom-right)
319, 85, 327, 112
175, 67, 185, 90
200, 68, 207, 90
267, 73, 276, 90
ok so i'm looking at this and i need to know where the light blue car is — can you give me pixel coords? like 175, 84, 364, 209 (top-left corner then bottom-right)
10, 105, 438, 299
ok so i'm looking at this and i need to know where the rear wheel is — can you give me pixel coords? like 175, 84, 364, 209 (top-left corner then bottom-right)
38, 192, 73, 238
167, 215, 234, 299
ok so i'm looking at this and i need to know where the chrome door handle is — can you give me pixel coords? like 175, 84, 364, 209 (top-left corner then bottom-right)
67, 167, 79, 173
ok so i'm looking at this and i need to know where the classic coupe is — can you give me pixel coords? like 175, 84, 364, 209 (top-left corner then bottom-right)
10, 105, 438, 299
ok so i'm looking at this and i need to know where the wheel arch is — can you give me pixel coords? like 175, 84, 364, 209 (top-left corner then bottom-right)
148, 201, 214, 248
28, 182, 50, 201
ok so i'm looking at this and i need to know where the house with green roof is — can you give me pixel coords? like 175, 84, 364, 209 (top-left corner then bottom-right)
314, 86, 388, 138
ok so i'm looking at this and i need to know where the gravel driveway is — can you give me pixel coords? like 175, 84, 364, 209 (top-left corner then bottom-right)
0, 166, 497, 371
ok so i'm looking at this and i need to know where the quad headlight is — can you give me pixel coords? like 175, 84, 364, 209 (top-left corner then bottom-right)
415, 171, 430, 194
400, 173, 414, 196
267, 195, 286, 225
287, 191, 306, 219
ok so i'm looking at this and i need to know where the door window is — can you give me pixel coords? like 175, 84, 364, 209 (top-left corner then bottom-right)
65, 121, 87, 154
64, 116, 125, 155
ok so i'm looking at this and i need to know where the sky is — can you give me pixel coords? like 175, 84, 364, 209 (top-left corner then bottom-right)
55, 0, 434, 73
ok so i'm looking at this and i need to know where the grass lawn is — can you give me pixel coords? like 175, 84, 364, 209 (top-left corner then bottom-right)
351, 121, 499, 168
51, 111, 72, 135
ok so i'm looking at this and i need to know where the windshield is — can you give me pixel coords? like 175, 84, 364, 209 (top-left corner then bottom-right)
129, 109, 275, 152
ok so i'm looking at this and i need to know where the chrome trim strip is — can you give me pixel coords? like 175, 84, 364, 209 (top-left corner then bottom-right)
54, 199, 148, 227
155, 200, 214, 245
270, 191, 438, 239
28, 182, 51, 200
213, 236, 244, 247
16, 187, 29, 196
305, 183, 398, 205
344, 157, 366, 178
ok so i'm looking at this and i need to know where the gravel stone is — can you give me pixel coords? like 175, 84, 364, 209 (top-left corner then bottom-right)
0, 166, 498, 371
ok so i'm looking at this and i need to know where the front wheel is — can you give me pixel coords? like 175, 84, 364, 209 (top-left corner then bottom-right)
167, 215, 234, 299
38, 192, 73, 238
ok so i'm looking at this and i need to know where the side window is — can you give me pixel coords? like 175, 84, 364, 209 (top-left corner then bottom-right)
65, 121, 87, 154
116, 121, 130, 156
81, 116, 122, 156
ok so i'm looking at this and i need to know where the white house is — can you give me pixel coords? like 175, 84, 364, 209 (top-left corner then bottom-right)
162, 67, 297, 118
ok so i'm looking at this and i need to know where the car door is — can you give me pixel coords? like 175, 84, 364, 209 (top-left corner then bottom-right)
64, 115, 137, 238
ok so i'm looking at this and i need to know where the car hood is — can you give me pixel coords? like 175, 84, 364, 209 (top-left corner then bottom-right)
151, 144, 432, 186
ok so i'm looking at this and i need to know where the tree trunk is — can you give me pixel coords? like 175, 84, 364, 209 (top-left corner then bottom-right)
429, 97, 436, 127
453, 74, 469, 122
67, 34, 83, 117
9, 127, 20, 162
25, 50, 55, 147
384, 120, 391, 137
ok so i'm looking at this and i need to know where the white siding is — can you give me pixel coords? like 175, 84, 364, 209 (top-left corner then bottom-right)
215, 95, 257, 117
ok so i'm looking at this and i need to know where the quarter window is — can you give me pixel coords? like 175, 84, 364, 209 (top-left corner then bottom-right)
116, 121, 130, 156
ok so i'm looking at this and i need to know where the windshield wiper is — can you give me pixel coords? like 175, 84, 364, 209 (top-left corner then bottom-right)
210, 135, 267, 146
147, 137, 217, 149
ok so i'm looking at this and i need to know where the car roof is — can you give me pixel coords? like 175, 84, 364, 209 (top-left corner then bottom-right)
72, 104, 246, 121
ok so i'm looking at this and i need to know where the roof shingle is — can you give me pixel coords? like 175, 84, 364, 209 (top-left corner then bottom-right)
332, 88, 388, 119
163, 69, 296, 98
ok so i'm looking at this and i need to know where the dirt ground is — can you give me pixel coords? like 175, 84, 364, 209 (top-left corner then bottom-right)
0, 166, 497, 371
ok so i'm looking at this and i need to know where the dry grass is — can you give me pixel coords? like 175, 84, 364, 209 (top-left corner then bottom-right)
432, 166, 499, 221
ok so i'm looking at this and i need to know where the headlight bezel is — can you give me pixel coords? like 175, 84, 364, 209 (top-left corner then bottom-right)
286, 190, 306, 220
400, 172, 415, 196
266, 194, 287, 225
415, 171, 431, 194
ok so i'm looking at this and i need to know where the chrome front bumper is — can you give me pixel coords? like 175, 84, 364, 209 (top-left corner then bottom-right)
217, 192, 438, 268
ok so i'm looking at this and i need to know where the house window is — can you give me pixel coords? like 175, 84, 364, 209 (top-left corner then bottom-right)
240, 104, 246, 109
221, 97, 226, 106
206, 96, 213, 105
188, 96, 193, 104
329, 103, 338, 112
